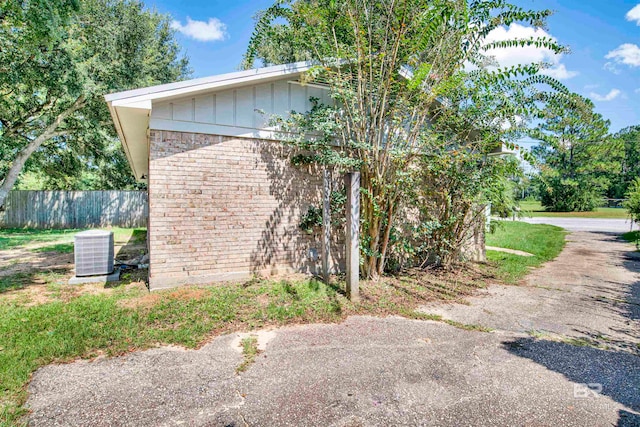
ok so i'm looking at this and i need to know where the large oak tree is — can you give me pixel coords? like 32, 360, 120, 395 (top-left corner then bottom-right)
0, 0, 190, 207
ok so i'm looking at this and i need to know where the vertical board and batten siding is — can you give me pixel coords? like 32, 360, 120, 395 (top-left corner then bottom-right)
2, 191, 148, 229
150, 79, 331, 134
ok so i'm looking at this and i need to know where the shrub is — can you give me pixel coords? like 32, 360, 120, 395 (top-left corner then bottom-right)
537, 172, 605, 212
624, 177, 640, 226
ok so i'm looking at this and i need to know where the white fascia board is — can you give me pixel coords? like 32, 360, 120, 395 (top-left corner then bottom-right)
106, 101, 140, 180
111, 99, 152, 110
488, 143, 518, 157
104, 61, 316, 105
106, 99, 151, 182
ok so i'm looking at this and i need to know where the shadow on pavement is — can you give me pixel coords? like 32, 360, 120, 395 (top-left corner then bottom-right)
618, 410, 640, 427
502, 337, 640, 421
567, 237, 640, 355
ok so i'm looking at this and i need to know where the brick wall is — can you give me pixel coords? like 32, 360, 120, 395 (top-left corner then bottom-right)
148, 130, 344, 290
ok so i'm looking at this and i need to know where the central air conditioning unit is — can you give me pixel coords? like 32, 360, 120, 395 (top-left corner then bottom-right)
74, 230, 114, 277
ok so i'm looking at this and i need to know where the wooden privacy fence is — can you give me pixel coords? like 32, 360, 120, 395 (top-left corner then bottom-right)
1, 191, 148, 229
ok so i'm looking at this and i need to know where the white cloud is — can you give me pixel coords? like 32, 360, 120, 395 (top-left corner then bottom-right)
605, 43, 640, 67
540, 64, 578, 80
603, 61, 622, 74
626, 4, 640, 25
589, 89, 622, 102
170, 17, 227, 42
483, 24, 577, 79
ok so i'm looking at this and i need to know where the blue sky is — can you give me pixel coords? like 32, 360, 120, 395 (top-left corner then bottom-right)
146, 0, 640, 133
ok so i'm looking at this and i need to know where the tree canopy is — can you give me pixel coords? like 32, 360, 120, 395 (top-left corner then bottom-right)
530, 94, 619, 211
0, 0, 190, 205
245, 0, 570, 276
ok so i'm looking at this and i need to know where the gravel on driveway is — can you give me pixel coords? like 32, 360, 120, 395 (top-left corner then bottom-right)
26, 229, 640, 426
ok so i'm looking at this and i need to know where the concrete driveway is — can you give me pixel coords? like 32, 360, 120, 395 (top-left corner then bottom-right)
27, 231, 640, 426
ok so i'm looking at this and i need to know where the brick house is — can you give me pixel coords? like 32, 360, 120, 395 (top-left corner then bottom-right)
106, 62, 350, 290
106, 61, 488, 291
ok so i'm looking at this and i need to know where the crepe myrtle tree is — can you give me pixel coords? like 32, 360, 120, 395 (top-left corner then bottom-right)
0, 0, 189, 207
393, 68, 546, 269
245, 0, 567, 278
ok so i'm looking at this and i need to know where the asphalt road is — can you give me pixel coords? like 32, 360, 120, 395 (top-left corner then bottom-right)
520, 217, 635, 233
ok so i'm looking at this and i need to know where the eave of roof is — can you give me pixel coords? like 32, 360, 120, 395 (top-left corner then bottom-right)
105, 61, 316, 105
104, 61, 318, 182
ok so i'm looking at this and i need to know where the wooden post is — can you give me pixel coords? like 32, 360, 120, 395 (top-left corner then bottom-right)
322, 169, 331, 284
345, 172, 360, 301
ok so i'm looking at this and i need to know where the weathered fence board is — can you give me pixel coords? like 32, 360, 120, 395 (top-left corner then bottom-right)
1, 191, 148, 229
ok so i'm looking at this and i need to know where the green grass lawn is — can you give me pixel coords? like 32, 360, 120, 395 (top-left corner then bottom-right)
0, 227, 146, 251
0, 222, 566, 426
519, 200, 629, 219
0, 229, 77, 250
486, 221, 567, 284
622, 230, 640, 251
0, 271, 492, 426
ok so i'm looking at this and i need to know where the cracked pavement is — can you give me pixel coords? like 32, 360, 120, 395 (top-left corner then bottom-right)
27, 231, 640, 426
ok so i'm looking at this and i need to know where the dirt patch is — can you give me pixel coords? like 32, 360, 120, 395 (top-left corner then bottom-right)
257, 294, 270, 307
168, 287, 208, 301
0, 249, 74, 278
572, 248, 596, 257
2, 281, 148, 307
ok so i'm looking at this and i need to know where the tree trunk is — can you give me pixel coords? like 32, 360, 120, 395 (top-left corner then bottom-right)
0, 96, 85, 209
376, 199, 395, 276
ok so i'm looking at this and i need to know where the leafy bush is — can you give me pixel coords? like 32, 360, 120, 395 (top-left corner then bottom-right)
624, 177, 640, 225
537, 172, 606, 212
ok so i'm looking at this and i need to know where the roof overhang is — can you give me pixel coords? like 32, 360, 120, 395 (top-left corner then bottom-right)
106, 100, 151, 181
488, 143, 518, 157
105, 61, 317, 182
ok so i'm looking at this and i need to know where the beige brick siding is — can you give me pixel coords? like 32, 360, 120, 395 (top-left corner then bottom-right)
148, 130, 344, 290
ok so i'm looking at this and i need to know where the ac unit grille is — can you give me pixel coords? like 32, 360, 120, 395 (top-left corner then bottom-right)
74, 230, 114, 277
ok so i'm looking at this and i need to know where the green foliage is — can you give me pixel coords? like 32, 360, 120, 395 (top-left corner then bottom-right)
299, 205, 323, 234
609, 126, 640, 199
624, 178, 640, 226
0, 0, 190, 199
530, 93, 617, 212
622, 231, 639, 251
490, 177, 520, 218
394, 147, 520, 268
486, 221, 566, 283
249, 0, 568, 277
537, 173, 606, 212
298, 189, 347, 234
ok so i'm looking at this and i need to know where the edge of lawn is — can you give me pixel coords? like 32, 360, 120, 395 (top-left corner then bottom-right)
622, 230, 640, 251
0, 221, 567, 426
485, 220, 567, 284
518, 200, 628, 219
